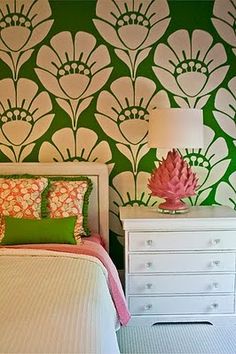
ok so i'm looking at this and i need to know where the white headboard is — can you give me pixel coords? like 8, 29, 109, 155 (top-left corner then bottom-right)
0, 162, 109, 251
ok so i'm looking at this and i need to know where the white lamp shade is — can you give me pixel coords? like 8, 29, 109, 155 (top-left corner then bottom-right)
148, 108, 204, 149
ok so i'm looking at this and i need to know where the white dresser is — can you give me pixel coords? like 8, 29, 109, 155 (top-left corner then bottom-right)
119, 205, 236, 326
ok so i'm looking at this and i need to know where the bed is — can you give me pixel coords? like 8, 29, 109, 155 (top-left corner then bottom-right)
0, 162, 130, 354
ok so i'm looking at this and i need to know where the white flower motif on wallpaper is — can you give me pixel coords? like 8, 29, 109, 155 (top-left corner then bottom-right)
213, 77, 236, 146
215, 172, 236, 210
153, 29, 229, 108
109, 171, 158, 244
35, 31, 113, 129
0, 0, 53, 80
39, 127, 112, 165
212, 0, 236, 56
93, 0, 170, 79
155, 126, 230, 205
0, 78, 54, 162
96, 76, 170, 172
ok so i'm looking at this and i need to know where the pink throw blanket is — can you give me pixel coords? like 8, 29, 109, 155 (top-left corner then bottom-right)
1, 240, 131, 326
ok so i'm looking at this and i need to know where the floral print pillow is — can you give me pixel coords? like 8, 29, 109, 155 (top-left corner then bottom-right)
45, 177, 92, 243
0, 176, 48, 242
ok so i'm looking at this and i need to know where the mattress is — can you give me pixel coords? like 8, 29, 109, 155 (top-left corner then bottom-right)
0, 248, 121, 354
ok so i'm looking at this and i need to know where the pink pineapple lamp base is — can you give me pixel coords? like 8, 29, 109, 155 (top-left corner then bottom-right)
158, 198, 189, 214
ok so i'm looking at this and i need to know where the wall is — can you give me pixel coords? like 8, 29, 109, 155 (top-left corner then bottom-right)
0, 0, 235, 267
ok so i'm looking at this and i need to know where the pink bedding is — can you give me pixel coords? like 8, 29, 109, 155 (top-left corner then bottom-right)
0, 237, 131, 326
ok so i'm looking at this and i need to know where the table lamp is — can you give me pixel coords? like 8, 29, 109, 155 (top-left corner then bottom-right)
147, 108, 204, 214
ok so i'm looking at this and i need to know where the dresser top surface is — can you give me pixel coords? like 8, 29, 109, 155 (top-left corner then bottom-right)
119, 206, 236, 221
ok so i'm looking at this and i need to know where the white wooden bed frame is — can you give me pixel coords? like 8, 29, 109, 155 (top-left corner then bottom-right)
0, 162, 109, 251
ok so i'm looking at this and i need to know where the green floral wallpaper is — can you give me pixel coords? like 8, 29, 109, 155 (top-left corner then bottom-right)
0, 0, 235, 268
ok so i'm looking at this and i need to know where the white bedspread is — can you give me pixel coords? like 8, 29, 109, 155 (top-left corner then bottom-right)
0, 249, 120, 354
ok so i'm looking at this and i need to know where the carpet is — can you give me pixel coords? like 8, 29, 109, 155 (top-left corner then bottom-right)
117, 324, 236, 354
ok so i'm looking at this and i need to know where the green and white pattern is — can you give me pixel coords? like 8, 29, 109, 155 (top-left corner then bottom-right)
0, 0, 235, 266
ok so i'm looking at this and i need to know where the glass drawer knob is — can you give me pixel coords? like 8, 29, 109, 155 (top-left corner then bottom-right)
210, 303, 219, 309
212, 282, 219, 289
146, 240, 153, 246
213, 260, 220, 266
146, 262, 153, 269
144, 304, 152, 310
145, 283, 153, 289
210, 239, 221, 246
210, 260, 220, 267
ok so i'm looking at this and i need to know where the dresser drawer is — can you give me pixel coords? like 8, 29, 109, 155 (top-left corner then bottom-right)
129, 253, 235, 273
129, 295, 234, 315
129, 231, 236, 251
128, 274, 235, 294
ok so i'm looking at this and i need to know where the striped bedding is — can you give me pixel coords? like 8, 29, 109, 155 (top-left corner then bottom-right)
0, 247, 122, 354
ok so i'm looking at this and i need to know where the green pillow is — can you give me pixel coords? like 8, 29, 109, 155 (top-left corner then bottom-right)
1, 216, 77, 245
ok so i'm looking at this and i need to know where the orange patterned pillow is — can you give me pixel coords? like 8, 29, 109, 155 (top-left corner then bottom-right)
45, 177, 92, 243
0, 176, 48, 242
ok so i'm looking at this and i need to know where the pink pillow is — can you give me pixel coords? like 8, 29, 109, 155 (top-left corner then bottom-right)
0, 177, 48, 242
46, 178, 92, 243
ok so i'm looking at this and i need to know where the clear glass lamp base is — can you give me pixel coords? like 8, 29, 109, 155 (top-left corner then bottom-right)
157, 198, 189, 215
157, 207, 189, 215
